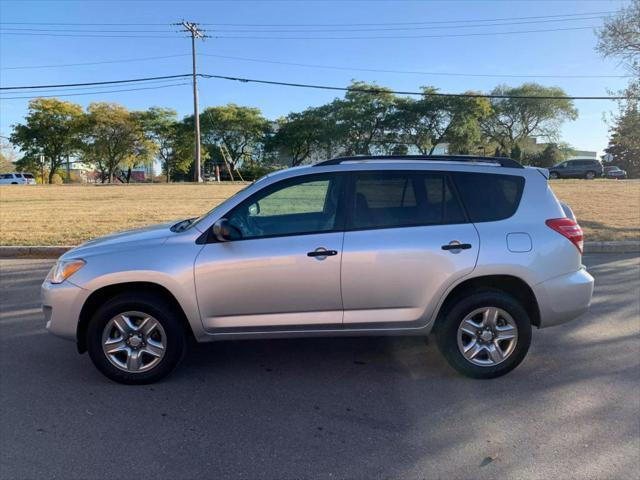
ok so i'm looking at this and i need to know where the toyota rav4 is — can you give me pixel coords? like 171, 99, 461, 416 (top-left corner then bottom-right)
42, 155, 594, 384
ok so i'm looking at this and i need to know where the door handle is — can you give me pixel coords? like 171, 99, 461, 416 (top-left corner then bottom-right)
441, 242, 472, 251
307, 249, 338, 257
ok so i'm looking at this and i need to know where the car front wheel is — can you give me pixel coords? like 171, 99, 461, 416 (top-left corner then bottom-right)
585, 171, 596, 180
86, 292, 187, 384
549, 172, 559, 179
436, 291, 532, 379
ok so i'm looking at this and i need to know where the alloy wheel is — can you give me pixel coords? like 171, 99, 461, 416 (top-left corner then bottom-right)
456, 307, 518, 366
101, 311, 167, 373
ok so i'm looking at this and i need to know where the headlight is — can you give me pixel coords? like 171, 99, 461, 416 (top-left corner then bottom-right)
49, 259, 86, 284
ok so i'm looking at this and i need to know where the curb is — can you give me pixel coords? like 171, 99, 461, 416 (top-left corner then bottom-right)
0, 246, 74, 258
583, 241, 640, 254
1, 241, 639, 258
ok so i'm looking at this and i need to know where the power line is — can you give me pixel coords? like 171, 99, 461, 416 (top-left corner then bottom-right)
0, 54, 190, 70
0, 82, 190, 100
1, 73, 631, 100
0, 25, 597, 39
0, 74, 192, 90
200, 53, 632, 79
200, 73, 632, 100
0, 15, 608, 33
0, 32, 184, 38
211, 26, 597, 39
200, 10, 615, 26
204, 16, 609, 33
0, 11, 614, 27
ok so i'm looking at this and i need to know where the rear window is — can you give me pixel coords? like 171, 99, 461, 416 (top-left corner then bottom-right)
452, 172, 525, 222
349, 171, 466, 230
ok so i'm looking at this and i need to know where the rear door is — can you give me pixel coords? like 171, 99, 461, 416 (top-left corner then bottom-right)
340, 171, 479, 327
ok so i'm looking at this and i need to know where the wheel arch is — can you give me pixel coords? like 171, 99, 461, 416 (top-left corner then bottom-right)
432, 274, 541, 332
76, 282, 195, 353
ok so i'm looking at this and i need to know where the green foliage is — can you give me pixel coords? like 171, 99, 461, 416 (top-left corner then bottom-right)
238, 163, 282, 181
392, 88, 491, 154
10, 98, 84, 183
136, 107, 192, 182
330, 81, 397, 155
80, 103, 153, 183
522, 143, 566, 168
480, 83, 578, 151
200, 104, 270, 172
605, 97, 640, 178
268, 107, 333, 166
510, 144, 522, 161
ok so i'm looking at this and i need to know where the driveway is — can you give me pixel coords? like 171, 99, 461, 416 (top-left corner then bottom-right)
1, 254, 639, 479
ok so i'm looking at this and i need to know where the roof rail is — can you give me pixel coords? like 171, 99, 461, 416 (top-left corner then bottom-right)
314, 154, 524, 169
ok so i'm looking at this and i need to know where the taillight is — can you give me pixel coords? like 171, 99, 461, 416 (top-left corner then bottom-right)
546, 218, 584, 253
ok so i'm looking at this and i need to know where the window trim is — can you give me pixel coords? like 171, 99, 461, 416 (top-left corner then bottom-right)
204, 172, 349, 243
343, 170, 470, 233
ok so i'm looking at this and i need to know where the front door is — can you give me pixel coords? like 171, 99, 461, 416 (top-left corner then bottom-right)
194, 173, 347, 331
340, 171, 479, 327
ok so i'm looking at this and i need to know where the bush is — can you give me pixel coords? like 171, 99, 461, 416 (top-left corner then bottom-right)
237, 163, 282, 181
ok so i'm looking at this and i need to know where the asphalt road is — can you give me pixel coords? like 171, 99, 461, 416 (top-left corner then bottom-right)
1, 254, 639, 480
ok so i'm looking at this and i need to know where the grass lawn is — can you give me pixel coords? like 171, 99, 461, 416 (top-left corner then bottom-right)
0, 179, 638, 246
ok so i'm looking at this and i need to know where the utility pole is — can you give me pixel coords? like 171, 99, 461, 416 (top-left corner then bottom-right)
180, 20, 206, 183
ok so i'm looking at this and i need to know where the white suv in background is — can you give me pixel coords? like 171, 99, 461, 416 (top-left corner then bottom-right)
0, 172, 36, 184
42, 155, 595, 384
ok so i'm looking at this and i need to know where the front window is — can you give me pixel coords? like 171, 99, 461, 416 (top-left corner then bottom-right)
226, 173, 344, 239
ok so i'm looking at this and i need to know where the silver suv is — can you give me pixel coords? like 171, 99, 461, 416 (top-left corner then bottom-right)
42, 156, 594, 384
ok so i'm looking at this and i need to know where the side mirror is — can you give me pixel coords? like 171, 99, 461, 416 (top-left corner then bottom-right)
212, 218, 240, 242
248, 202, 261, 216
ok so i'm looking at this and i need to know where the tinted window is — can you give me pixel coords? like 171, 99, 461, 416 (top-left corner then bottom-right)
226, 173, 344, 239
349, 172, 465, 230
452, 172, 525, 222
23, 174, 34, 178
1, 174, 14, 179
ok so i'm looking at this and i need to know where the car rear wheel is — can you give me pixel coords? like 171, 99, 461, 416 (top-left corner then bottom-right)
86, 292, 186, 384
436, 291, 532, 379
549, 172, 559, 179
585, 171, 596, 180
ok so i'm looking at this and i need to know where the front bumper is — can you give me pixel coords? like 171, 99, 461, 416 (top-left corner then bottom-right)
533, 267, 594, 328
41, 280, 90, 341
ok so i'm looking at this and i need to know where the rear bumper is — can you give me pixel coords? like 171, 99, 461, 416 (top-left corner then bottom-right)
533, 267, 594, 328
41, 280, 90, 341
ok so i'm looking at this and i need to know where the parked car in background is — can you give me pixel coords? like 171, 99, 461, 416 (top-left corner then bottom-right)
603, 165, 627, 179
0, 173, 36, 185
548, 159, 603, 179
42, 155, 594, 384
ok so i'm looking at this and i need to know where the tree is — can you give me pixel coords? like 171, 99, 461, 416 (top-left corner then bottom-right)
136, 107, 192, 182
393, 88, 491, 154
522, 143, 565, 168
10, 98, 83, 183
0, 139, 19, 172
331, 81, 397, 155
597, 0, 640, 76
81, 103, 152, 183
605, 94, 640, 178
199, 104, 270, 175
268, 107, 334, 166
480, 83, 578, 152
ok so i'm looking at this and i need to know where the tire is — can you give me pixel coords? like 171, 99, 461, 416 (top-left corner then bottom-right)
435, 290, 532, 379
86, 291, 187, 384
549, 172, 559, 179
585, 171, 596, 180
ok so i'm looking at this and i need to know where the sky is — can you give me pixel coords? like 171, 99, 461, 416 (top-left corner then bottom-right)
0, 0, 633, 156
